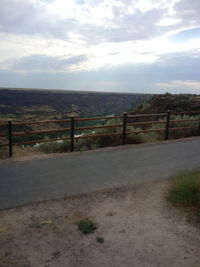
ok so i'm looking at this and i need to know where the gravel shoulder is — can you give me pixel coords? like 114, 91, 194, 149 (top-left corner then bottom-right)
0, 179, 200, 267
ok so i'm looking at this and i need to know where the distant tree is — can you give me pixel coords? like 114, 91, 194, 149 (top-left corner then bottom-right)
131, 93, 199, 114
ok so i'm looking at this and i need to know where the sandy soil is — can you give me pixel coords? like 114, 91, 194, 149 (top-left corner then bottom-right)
0, 180, 200, 267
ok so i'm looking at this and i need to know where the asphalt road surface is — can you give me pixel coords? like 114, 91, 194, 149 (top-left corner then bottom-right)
0, 137, 200, 209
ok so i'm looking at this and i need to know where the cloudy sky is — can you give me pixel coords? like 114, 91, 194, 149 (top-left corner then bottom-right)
0, 0, 200, 93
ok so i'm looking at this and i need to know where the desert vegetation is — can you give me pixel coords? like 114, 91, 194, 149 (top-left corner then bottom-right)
0, 92, 200, 157
36, 113, 199, 154
167, 170, 200, 222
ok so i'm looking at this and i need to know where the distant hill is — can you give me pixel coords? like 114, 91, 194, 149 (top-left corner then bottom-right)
0, 88, 151, 120
130, 93, 200, 114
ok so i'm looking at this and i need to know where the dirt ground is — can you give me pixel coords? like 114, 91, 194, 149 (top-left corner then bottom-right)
0, 179, 200, 267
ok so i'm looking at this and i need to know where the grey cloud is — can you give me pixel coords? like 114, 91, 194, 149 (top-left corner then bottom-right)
78, 0, 200, 43
108, 0, 200, 43
1, 0, 200, 44
67, 8, 166, 44
1, 50, 200, 93
173, 0, 200, 29
0, 0, 77, 39
5, 54, 88, 72
175, 0, 200, 20
107, 9, 165, 42
0, 0, 40, 33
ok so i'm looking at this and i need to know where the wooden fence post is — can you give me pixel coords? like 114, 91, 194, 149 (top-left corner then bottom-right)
198, 113, 200, 136
165, 110, 170, 140
122, 112, 127, 145
8, 120, 13, 157
70, 116, 74, 152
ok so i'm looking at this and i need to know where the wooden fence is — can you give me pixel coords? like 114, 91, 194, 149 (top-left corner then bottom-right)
0, 110, 200, 157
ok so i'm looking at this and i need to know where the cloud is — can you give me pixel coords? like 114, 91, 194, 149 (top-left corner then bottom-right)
174, 0, 200, 26
0, 0, 195, 43
0, 0, 76, 39
0, 0, 199, 46
0, 0, 200, 93
0, 49, 200, 94
156, 80, 200, 89
155, 81, 200, 94
156, 18, 181, 27
3, 54, 88, 72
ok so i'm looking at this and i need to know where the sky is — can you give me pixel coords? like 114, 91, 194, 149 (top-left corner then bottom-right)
0, 0, 200, 94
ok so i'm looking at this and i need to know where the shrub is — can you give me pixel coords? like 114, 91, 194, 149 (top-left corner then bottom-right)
94, 118, 122, 147
75, 138, 99, 152
77, 218, 97, 234
126, 127, 144, 144
126, 122, 164, 144
38, 114, 199, 154
39, 140, 70, 153
170, 114, 199, 139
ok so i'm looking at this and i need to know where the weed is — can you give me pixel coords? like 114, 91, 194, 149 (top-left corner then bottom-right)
96, 236, 104, 243
77, 218, 97, 234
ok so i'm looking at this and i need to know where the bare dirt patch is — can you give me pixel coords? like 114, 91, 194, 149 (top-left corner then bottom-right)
0, 180, 200, 267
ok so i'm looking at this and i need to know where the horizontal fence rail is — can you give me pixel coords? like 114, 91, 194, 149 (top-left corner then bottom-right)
12, 127, 71, 137
12, 119, 71, 126
0, 110, 200, 157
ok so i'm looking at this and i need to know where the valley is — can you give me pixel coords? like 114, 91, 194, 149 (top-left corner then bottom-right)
0, 88, 151, 121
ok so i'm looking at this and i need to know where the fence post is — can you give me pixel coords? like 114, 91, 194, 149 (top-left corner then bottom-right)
198, 113, 200, 136
122, 112, 127, 145
165, 110, 170, 140
8, 120, 13, 157
70, 116, 74, 152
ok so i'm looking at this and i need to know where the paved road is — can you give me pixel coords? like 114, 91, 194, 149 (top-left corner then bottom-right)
0, 137, 200, 210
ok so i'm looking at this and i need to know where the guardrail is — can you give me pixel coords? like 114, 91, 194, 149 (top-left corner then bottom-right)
0, 110, 200, 157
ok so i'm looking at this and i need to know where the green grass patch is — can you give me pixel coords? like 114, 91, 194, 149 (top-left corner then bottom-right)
77, 218, 97, 234
167, 170, 200, 221
167, 170, 200, 207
